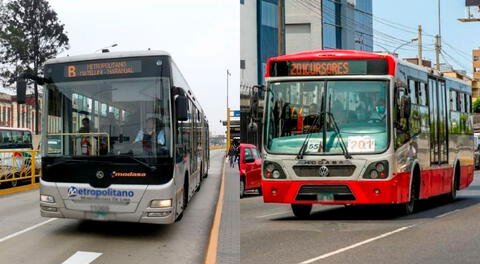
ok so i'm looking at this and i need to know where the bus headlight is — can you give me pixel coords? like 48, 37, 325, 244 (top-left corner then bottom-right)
263, 161, 286, 179
40, 194, 55, 203
150, 199, 172, 208
272, 170, 281, 179
363, 161, 389, 179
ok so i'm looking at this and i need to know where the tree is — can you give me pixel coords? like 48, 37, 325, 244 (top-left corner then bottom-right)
474, 97, 480, 113
0, 0, 69, 134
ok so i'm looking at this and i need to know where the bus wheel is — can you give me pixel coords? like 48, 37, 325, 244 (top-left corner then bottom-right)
399, 182, 416, 215
176, 176, 189, 222
10, 180, 18, 188
257, 187, 262, 195
183, 176, 189, 210
197, 167, 202, 192
291, 204, 312, 219
240, 177, 245, 199
445, 166, 459, 202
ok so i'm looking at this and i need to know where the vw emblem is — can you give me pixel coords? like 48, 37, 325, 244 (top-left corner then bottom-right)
319, 166, 329, 177
96, 171, 105, 179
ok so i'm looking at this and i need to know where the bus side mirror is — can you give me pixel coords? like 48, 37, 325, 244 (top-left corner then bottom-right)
16, 78, 27, 104
176, 95, 188, 121
248, 121, 257, 133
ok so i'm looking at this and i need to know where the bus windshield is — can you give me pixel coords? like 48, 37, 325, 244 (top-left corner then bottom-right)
265, 80, 389, 155
46, 76, 171, 158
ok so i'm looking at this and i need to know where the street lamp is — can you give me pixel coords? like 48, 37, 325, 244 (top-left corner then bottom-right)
393, 38, 418, 56
226, 69, 231, 152
95, 43, 118, 53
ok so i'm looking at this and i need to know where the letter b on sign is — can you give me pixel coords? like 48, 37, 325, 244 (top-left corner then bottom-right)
68, 66, 77, 77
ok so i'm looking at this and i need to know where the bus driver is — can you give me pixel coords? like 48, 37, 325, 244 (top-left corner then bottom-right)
134, 117, 166, 153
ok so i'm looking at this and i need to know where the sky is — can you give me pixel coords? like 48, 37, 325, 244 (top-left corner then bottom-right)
373, 0, 478, 75
45, 0, 239, 136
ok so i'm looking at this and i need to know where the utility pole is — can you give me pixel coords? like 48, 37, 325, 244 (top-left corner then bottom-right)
435, 0, 442, 71
277, 0, 285, 55
435, 34, 441, 71
417, 25, 423, 66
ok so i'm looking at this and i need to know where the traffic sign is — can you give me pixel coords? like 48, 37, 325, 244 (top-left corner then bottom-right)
233, 110, 240, 117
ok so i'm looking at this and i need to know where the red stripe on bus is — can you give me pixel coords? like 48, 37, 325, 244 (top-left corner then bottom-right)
262, 165, 474, 205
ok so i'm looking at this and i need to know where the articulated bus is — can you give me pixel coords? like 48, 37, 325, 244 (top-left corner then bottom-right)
260, 50, 474, 217
31, 51, 209, 224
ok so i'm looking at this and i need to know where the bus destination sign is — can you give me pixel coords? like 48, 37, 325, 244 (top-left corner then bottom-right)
270, 59, 388, 77
289, 61, 351, 76
65, 60, 142, 78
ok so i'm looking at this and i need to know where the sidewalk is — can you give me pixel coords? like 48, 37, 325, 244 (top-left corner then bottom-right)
216, 158, 240, 264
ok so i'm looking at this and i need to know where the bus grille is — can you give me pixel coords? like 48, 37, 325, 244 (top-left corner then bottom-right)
293, 165, 356, 177
295, 185, 356, 201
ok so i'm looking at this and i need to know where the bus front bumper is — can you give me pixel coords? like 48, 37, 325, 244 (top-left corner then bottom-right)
261, 172, 411, 205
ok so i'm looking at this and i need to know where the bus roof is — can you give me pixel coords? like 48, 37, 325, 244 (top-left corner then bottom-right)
45, 50, 171, 65
266, 49, 397, 77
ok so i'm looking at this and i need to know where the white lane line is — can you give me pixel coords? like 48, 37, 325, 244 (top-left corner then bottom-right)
256, 211, 291, 218
62, 251, 102, 264
435, 209, 461, 219
298, 225, 415, 264
0, 218, 57, 243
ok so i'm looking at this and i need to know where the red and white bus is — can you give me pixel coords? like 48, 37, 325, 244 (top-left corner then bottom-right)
259, 50, 474, 217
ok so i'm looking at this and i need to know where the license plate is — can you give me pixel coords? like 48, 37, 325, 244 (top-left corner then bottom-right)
317, 193, 334, 201
90, 205, 110, 213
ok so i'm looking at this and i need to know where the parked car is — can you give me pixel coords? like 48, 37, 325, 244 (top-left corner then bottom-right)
239, 143, 262, 198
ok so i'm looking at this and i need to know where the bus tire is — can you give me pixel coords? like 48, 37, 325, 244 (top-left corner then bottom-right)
10, 179, 18, 188
291, 204, 312, 219
197, 166, 202, 192
176, 174, 189, 222
257, 187, 262, 195
183, 175, 189, 210
445, 164, 460, 202
399, 167, 419, 215
240, 176, 245, 199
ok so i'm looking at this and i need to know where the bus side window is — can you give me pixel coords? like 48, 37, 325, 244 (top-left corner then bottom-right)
458, 92, 464, 112
408, 79, 417, 104
418, 82, 427, 106
450, 90, 457, 111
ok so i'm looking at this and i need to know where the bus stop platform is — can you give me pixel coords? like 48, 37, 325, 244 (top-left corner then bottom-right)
216, 159, 240, 264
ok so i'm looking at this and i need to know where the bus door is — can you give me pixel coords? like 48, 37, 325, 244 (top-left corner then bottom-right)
428, 77, 449, 193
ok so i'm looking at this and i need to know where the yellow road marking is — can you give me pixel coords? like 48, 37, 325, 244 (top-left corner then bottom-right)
204, 157, 226, 264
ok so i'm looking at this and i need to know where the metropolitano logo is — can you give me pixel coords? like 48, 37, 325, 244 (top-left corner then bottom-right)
67, 186, 78, 198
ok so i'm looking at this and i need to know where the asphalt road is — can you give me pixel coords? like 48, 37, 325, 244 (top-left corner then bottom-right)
0, 149, 225, 264
241, 171, 480, 264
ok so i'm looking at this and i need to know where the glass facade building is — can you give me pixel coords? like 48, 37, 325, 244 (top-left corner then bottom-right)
321, 0, 373, 51
257, 0, 283, 84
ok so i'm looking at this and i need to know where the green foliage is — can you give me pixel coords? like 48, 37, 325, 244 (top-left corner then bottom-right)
473, 97, 480, 113
0, 0, 69, 87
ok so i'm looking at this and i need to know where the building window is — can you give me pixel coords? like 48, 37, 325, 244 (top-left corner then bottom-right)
240, 59, 246, 70
261, 1, 278, 28
322, 0, 342, 49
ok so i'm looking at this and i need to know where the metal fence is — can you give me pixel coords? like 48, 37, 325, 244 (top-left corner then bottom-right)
0, 149, 41, 194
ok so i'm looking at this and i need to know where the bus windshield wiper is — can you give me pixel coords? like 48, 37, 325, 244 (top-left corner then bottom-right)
325, 112, 352, 159
297, 113, 322, 160
115, 155, 157, 171
46, 158, 95, 169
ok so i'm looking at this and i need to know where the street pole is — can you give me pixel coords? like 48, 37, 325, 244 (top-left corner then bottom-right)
417, 25, 423, 66
226, 69, 231, 152
435, 0, 442, 71
435, 34, 441, 71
